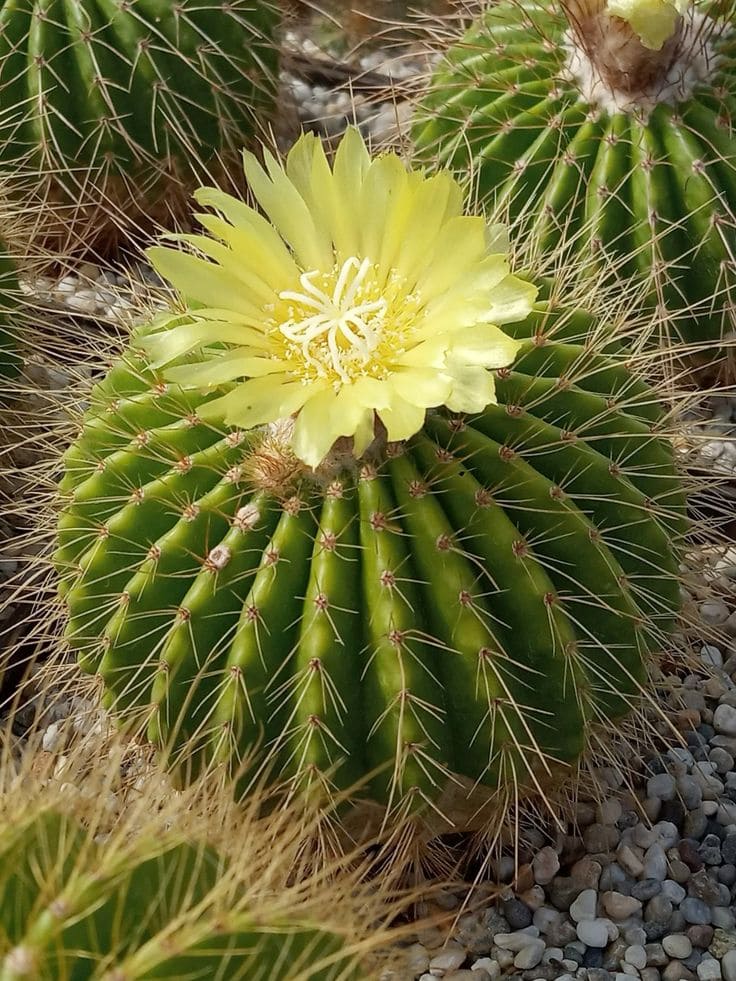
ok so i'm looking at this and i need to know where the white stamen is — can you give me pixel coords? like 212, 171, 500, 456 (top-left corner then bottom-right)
278, 257, 387, 383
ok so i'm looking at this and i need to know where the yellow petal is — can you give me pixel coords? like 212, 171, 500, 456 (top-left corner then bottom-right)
359, 154, 410, 264
144, 320, 273, 368
445, 324, 521, 368
194, 187, 301, 281
291, 387, 343, 467
147, 247, 264, 319
377, 393, 426, 442
393, 172, 465, 283
444, 362, 497, 413
607, 0, 686, 48
389, 368, 453, 408
412, 215, 488, 300
165, 352, 287, 387
243, 145, 333, 270
193, 213, 301, 290
198, 377, 320, 429
170, 233, 279, 306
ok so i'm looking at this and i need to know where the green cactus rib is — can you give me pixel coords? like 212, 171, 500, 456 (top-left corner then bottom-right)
0, 809, 360, 980
55, 305, 686, 814
0, 0, 278, 176
413, 0, 736, 355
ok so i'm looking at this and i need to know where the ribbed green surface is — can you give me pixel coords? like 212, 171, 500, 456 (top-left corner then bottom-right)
414, 0, 736, 352
0, 809, 358, 981
0, 0, 279, 174
55, 305, 686, 813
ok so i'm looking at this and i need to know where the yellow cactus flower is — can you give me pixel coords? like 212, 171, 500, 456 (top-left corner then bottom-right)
607, 0, 689, 49
143, 129, 534, 468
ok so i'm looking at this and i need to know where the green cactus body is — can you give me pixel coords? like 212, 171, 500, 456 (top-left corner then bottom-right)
0, 808, 359, 980
55, 301, 686, 820
413, 0, 736, 365
0, 1, 279, 240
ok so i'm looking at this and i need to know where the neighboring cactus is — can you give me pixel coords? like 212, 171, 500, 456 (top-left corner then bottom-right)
413, 0, 736, 373
55, 129, 687, 830
0, 0, 280, 250
0, 724, 405, 981
0, 810, 364, 980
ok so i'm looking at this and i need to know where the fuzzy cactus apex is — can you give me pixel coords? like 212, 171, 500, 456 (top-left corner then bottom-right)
413, 0, 736, 378
0, 0, 280, 252
55, 131, 687, 835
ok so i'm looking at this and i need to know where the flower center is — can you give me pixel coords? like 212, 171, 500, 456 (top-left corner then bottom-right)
278, 257, 389, 384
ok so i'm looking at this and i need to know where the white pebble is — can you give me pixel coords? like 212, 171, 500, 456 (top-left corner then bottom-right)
697, 959, 722, 981
662, 934, 692, 959
471, 959, 500, 977
429, 943, 466, 972
493, 929, 540, 952
514, 938, 545, 970
722, 949, 736, 981
533, 846, 560, 885
714, 703, 736, 736
42, 722, 63, 753
625, 945, 647, 969
570, 888, 597, 922
576, 918, 610, 948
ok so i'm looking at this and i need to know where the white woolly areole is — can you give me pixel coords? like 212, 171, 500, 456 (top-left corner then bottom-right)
563, 10, 721, 114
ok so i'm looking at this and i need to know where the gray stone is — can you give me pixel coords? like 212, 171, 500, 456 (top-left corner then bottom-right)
598, 799, 624, 825
625, 946, 648, 969
678, 777, 704, 811
429, 943, 467, 972
709, 748, 734, 775
646, 895, 674, 923
603, 892, 643, 920
661, 879, 686, 905
570, 889, 598, 923
641, 971, 661, 981
722, 835, 736, 866
684, 809, 709, 840
618, 845, 646, 877
645, 844, 669, 881
722, 950, 736, 981
649, 774, 677, 801
585, 824, 621, 853
633, 879, 665, 902
513, 939, 545, 970
663, 935, 693, 959
655, 823, 682, 850
712, 909, 736, 931
681, 899, 712, 926
645, 944, 669, 967
695, 959, 721, 981
503, 899, 533, 931
494, 930, 541, 952
714, 704, 736, 737
533, 846, 560, 886
577, 919, 613, 948
663, 962, 696, 980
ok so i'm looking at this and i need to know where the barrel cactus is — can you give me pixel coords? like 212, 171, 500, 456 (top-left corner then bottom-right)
0, 0, 279, 249
55, 129, 686, 830
413, 0, 736, 373
0, 804, 377, 979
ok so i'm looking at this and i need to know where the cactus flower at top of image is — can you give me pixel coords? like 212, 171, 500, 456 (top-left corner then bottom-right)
55, 128, 688, 844
414, 0, 736, 378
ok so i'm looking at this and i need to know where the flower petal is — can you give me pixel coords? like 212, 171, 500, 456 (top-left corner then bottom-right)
389, 368, 452, 408
377, 393, 426, 442
243, 143, 333, 270
198, 376, 320, 430
445, 324, 521, 368
291, 387, 343, 466
143, 320, 273, 368
147, 247, 264, 318
444, 362, 497, 413
165, 352, 287, 387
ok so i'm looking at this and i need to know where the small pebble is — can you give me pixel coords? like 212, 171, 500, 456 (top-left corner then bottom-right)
663, 935, 693, 959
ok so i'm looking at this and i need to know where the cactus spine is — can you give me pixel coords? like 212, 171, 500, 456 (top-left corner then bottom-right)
413, 0, 736, 373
